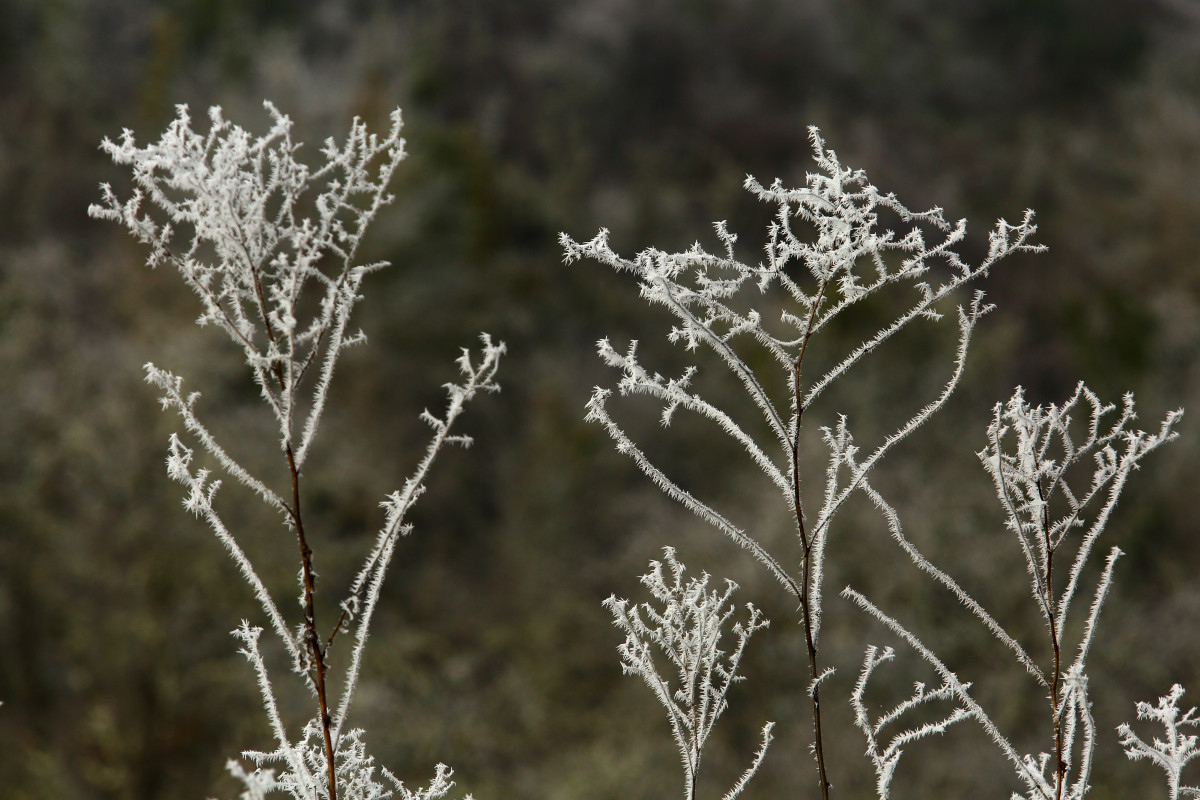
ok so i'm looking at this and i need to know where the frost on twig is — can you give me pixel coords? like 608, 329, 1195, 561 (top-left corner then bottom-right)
1118, 684, 1200, 800
604, 548, 772, 800
330, 334, 505, 744
850, 645, 975, 800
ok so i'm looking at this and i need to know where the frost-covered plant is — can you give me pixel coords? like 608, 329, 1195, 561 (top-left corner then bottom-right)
90, 102, 502, 800
604, 548, 772, 800
843, 383, 1181, 800
565, 127, 1041, 798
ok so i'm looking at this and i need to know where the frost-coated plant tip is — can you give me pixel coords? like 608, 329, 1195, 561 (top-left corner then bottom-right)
606, 549, 772, 800
1118, 685, 1200, 800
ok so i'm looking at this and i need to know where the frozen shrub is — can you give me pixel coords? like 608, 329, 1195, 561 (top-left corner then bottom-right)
570, 128, 1187, 799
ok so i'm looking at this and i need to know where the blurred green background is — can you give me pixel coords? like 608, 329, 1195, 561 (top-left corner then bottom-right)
2, 1, 1199, 798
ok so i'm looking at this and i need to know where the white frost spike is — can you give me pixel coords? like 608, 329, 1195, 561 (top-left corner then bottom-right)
1119, 685, 1200, 800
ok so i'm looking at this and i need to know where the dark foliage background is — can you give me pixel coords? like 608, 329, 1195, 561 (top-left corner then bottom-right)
2, 1, 1198, 798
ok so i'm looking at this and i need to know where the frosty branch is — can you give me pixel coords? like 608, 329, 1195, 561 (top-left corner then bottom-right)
92, 102, 502, 800
604, 548, 773, 800
842, 386, 1180, 800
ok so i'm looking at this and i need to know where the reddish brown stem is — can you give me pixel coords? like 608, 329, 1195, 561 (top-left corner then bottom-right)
791, 282, 831, 800
288, 443, 338, 800
793, 379, 831, 800
1038, 480, 1064, 800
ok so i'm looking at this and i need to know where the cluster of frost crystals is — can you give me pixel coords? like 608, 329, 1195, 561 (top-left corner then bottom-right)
90, 101, 407, 465
226, 625, 459, 800
843, 383, 1181, 800
1118, 684, 1200, 800
604, 548, 772, 800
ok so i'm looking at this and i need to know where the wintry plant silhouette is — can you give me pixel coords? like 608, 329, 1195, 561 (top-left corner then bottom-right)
88, 99, 1193, 800
567, 127, 1188, 798
564, 127, 1041, 797
90, 102, 503, 800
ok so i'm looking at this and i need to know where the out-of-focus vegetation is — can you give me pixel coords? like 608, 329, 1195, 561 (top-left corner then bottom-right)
1, 2, 1197, 798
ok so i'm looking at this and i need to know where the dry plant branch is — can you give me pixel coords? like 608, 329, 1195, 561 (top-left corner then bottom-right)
843, 384, 1180, 800
92, 102, 501, 800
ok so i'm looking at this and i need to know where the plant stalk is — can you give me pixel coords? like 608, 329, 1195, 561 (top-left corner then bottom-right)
288, 443, 338, 800
792, 284, 831, 800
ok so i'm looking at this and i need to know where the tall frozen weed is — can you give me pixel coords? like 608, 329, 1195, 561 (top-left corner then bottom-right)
567, 128, 1187, 799
91, 103, 503, 800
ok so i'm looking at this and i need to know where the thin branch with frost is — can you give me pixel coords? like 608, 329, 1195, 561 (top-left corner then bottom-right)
562, 229, 791, 453
842, 588, 1051, 798
605, 549, 772, 800
331, 335, 505, 742
1069, 548, 1121, 678
234, 623, 317, 800
96, 103, 494, 800
844, 448, 1045, 685
146, 364, 289, 516
807, 294, 988, 647
597, 338, 790, 494
1119, 684, 1200, 800
167, 438, 303, 673
800, 212, 1039, 408
585, 388, 800, 598
850, 645, 975, 800
721, 723, 775, 800
844, 384, 1180, 799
